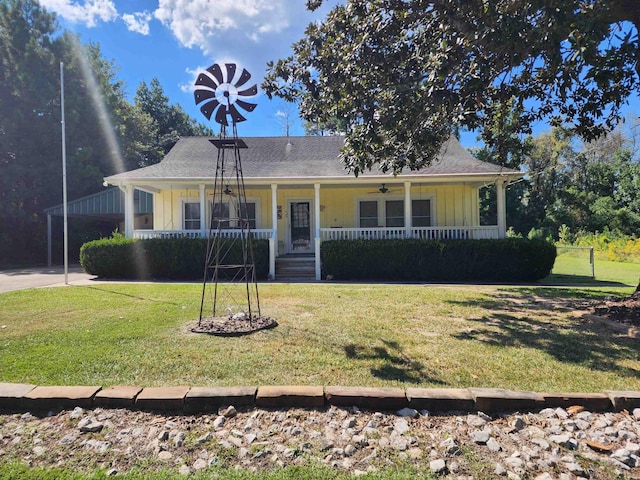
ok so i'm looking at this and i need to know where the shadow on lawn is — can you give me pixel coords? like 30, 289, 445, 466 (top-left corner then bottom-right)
344, 340, 447, 385
84, 285, 185, 306
449, 287, 640, 380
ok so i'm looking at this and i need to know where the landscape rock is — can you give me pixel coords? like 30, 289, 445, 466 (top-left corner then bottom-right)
0, 403, 639, 478
429, 458, 447, 474
78, 417, 104, 433
219, 405, 237, 418
69, 407, 84, 420
471, 430, 490, 444
213, 416, 226, 430
486, 437, 502, 452
396, 407, 419, 418
158, 450, 173, 461
393, 418, 410, 435
192, 458, 208, 471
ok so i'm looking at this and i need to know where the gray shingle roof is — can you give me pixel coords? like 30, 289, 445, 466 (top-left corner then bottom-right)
105, 136, 522, 182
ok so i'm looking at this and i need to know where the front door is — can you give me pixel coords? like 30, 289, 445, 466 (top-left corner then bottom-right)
289, 201, 312, 253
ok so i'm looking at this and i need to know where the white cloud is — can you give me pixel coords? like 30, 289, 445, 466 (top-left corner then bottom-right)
180, 66, 205, 93
154, 0, 294, 53
122, 11, 153, 35
39, 0, 118, 27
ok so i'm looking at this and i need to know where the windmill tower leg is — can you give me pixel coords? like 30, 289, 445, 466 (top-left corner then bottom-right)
193, 62, 272, 335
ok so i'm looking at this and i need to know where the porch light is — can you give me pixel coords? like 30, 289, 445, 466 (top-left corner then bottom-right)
223, 185, 233, 195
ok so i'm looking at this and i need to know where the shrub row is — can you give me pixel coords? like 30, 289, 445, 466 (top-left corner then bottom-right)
321, 238, 556, 282
80, 237, 269, 280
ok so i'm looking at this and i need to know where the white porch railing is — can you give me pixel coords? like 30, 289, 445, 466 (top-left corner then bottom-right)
133, 229, 274, 240
135, 226, 498, 242
320, 227, 406, 241
320, 226, 500, 241
411, 226, 500, 240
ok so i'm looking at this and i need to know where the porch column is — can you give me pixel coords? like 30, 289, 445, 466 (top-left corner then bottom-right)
404, 181, 412, 238
314, 183, 321, 281
123, 185, 135, 238
270, 184, 278, 279
199, 184, 206, 238
496, 179, 506, 238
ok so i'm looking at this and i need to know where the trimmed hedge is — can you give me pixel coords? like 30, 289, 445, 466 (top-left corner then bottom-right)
321, 238, 556, 282
80, 237, 269, 280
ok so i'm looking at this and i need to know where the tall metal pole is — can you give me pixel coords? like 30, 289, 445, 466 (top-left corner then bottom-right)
60, 62, 68, 285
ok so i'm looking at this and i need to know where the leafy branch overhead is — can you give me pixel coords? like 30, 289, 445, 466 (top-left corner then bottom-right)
262, 0, 640, 175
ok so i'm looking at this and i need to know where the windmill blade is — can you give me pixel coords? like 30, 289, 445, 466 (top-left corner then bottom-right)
194, 88, 217, 105
228, 104, 247, 123
237, 85, 258, 97
194, 62, 258, 126
235, 99, 257, 113
215, 105, 229, 125
235, 68, 252, 88
200, 99, 221, 120
225, 63, 237, 83
206, 63, 224, 84
195, 73, 218, 90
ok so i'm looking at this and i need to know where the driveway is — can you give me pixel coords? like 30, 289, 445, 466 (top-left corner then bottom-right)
0, 266, 96, 293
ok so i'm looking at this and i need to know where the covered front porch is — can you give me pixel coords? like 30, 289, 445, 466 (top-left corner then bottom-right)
120, 179, 510, 281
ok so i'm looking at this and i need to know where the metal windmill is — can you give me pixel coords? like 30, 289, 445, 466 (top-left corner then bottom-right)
193, 62, 263, 330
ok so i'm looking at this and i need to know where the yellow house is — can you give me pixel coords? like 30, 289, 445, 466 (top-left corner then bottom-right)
104, 135, 523, 280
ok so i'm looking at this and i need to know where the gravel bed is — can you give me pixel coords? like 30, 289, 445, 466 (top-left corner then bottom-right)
1, 405, 639, 478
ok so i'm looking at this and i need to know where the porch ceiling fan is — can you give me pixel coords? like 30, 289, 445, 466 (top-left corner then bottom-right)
368, 183, 401, 194
208, 185, 238, 198
223, 184, 236, 197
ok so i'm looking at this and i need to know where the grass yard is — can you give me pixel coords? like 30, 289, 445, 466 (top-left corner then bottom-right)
0, 463, 436, 480
1, 276, 638, 393
551, 249, 640, 286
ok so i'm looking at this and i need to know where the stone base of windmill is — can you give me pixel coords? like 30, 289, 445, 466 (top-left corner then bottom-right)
190, 314, 278, 337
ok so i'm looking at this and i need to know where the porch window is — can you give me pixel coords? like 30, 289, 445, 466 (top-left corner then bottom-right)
211, 202, 230, 229
385, 200, 404, 227
239, 202, 257, 229
359, 201, 378, 227
412, 199, 432, 227
183, 202, 201, 230
210, 201, 257, 229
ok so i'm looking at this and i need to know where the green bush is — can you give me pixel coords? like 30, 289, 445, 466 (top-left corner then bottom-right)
321, 238, 556, 282
557, 226, 640, 263
80, 236, 269, 280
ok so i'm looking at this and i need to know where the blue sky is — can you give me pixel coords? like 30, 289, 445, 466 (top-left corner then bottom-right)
41, 0, 340, 138
41, 0, 639, 149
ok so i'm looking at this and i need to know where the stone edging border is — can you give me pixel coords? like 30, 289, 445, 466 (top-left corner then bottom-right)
2, 383, 640, 414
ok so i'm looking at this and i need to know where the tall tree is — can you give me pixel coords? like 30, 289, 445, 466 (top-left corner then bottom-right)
0, 1, 165, 265
471, 99, 533, 232
303, 116, 349, 136
134, 78, 212, 166
263, 0, 640, 175
522, 128, 577, 233
0, 0, 61, 265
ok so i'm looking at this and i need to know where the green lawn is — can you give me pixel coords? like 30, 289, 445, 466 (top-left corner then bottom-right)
0, 463, 435, 480
551, 249, 640, 286
1, 275, 638, 393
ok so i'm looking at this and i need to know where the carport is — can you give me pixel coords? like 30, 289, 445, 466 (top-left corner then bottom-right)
44, 187, 153, 266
